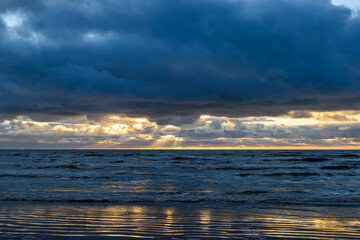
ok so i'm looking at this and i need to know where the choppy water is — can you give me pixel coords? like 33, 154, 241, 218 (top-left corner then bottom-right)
0, 150, 359, 205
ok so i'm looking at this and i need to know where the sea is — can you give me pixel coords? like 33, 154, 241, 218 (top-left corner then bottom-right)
0, 150, 359, 239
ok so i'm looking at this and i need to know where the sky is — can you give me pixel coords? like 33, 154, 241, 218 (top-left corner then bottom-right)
333, 0, 360, 10
1, 0, 360, 149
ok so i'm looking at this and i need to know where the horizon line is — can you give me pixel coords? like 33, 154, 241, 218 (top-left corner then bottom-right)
1, 147, 360, 150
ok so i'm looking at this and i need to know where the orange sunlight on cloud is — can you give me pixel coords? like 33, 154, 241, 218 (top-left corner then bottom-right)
1, 111, 360, 149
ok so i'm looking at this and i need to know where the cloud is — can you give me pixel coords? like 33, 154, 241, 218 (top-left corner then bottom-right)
332, 0, 360, 11
0, 0, 360, 119
2, 112, 360, 148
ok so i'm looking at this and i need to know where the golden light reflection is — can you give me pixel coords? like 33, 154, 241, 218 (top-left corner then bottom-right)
164, 208, 175, 229
131, 206, 145, 214
200, 209, 212, 225
314, 218, 347, 232
258, 209, 360, 239
1, 204, 359, 239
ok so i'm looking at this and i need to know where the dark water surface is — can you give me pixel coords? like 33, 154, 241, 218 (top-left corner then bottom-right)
0, 150, 359, 239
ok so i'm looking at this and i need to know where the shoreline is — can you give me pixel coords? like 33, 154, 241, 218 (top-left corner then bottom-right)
1, 201, 359, 240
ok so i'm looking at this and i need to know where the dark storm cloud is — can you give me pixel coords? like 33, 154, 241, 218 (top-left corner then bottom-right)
1, 0, 360, 119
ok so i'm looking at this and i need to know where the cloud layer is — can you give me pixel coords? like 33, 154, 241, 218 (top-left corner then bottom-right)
0, 0, 360, 119
1, 112, 360, 149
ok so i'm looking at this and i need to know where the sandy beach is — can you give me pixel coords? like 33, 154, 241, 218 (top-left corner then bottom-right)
0, 202, 359, 239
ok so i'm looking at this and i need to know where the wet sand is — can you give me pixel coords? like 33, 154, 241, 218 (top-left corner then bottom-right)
0, 202, 359, 239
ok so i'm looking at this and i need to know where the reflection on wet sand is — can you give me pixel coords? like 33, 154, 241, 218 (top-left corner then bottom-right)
0, 203, 359, 239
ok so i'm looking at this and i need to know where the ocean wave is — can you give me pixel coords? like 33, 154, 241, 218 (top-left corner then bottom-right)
1, 150, 360, 207
1, 193, 360, 206
332, 153, 360, 159
321, 165, 352, 170
281, 157, 330, 162
0, 173, 118, 179
263, 171, 319, 177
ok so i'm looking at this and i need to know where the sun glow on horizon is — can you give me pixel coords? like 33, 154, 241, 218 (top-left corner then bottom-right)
1, 111, 360, 149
